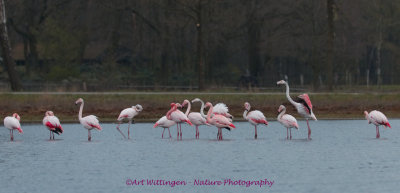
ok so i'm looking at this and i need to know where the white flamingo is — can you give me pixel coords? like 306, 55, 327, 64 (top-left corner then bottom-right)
277, 105, 299, 140
43, 111, 63, 140
153, 116, 175, 138
75, 98, 102, 141
213, 103, 233, 121
183, 99, 208, 139
364, 110, 391, 138
277, 80, 317, 140
243, 102, 268, 139
4, 113, 23, 141
116, 104, 143, 139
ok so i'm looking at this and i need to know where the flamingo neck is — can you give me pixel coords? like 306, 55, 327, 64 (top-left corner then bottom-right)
184, 101, 191, 116
166, 105, 177, 120
78, 101, 84, 120
243, 109, 249, 120
206, 105, 213, 123
277, 108, 286, 121
284, 82, 299, 106
199, 100, 206, 118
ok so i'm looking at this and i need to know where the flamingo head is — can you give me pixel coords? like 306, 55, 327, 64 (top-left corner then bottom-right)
205, 102, 212, 108
364, 111, 369, 119
192, 98, 202, 103
45, 111, 54, 116
276, 80, 286, 85
170, 103, 175, 108
133, 104, 143, 112
244, 102, 251, 110
13, 113, 20, 121
75, 98, 83, 105
182, 100, 190, 107
176, 103, 182, 108
278, 105, 285, 113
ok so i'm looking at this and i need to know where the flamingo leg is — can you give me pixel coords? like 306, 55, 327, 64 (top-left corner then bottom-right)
10, 130, 13, 141
196, 126, 199, 139
50, 130, 52, 140
376, 126, 380, 138
180, 123, 182, 139
287, 128, 289, 139
52, 132, 55, 140
290, 128, 292, 140
162, 128, 165, 138
116, 122, 127, 139
254, 125, 258, 139
177, 124, 180, 140
88, 130, 91, 141
306, 119, 311, 140
168, 128, 172, 138
128, 120, 132, 139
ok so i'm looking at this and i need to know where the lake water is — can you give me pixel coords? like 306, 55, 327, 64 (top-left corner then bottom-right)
0, 120, 399, 193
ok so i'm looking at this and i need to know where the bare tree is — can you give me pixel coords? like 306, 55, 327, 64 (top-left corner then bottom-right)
0, 0, 21, 91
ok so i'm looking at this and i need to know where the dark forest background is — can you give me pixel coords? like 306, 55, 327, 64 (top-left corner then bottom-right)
1, 0, 400, 91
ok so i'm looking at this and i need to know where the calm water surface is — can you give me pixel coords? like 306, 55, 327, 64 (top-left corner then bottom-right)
1, 120, 399, 193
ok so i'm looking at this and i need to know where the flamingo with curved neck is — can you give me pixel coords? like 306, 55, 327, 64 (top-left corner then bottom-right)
185, 99, 208, 139
277, 105, 299, 140
192, 98, 207, 118
277, 80, 316, 140
243, 102, 268, 139
75, 98, 102, 141
166, 102, 192, 140
205, 102, 235, 140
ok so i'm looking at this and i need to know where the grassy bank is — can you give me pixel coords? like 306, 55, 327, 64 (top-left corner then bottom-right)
1, 92, 400, 123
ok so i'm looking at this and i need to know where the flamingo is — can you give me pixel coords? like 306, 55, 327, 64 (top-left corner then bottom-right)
116, 104, 143, 139
243, 102, 268, 139
75, 98, 102, 141
213, 103, 233, 121
277, 80, 317, 140
183, 99, 208, 139
43, 111, 63, 140
364, 110, 391, 138
4, 113, 23, 141
153, 116, 175, 138
277, 105, 299, 140
166, 103, 193, 140
205, 102, 236, 140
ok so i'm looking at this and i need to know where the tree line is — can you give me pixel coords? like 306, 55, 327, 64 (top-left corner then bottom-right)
1, 0, 400, 91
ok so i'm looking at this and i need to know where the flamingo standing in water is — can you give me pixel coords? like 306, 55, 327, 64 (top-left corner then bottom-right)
154, 116, 175, 138
277, 105, 299, 140
4, 113, 23, 141
166, 103, 192, 140
364, 110, 391, 138
43, 111, 63, 140
277, 80, 317, 140
75, 98, 102, 141
183, 99, 208, 139
243, 102, 268, 139
116, 104, 143, 139
205, 102, 235, 140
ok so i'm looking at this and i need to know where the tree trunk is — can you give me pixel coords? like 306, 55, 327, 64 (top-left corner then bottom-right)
0, 0, 21, 91
376, 16, 383, 86
326, 0, 335, 90
196, 0, 204, 90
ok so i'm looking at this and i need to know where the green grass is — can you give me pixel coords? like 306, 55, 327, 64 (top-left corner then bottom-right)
1, 92, 399, 123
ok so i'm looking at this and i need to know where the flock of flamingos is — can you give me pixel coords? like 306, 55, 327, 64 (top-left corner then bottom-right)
3, 80, 392, 141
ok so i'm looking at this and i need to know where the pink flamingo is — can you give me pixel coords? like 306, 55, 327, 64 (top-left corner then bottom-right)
166, 103, 193, 140
183, 99, 208, 139
4, 113, 23, 141
116, 104, 143, 139
277, 105, 299, 140
364, 110, 391, 138
43, 111, 63, 140
205, 102, 236, 140
277, 80, 317, 140
243, 102, 268, 139
153, 116, 175, 138
75, 98, 102, 141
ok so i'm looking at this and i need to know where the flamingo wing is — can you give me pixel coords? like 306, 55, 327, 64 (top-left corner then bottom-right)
83, 115, 102, 130
282, 114, 299, 129
188, 112, 207, 125
248, 110, 268, 125
118, 108, 136, 121
4, 117, 22, 133
370, 110, 391, 128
